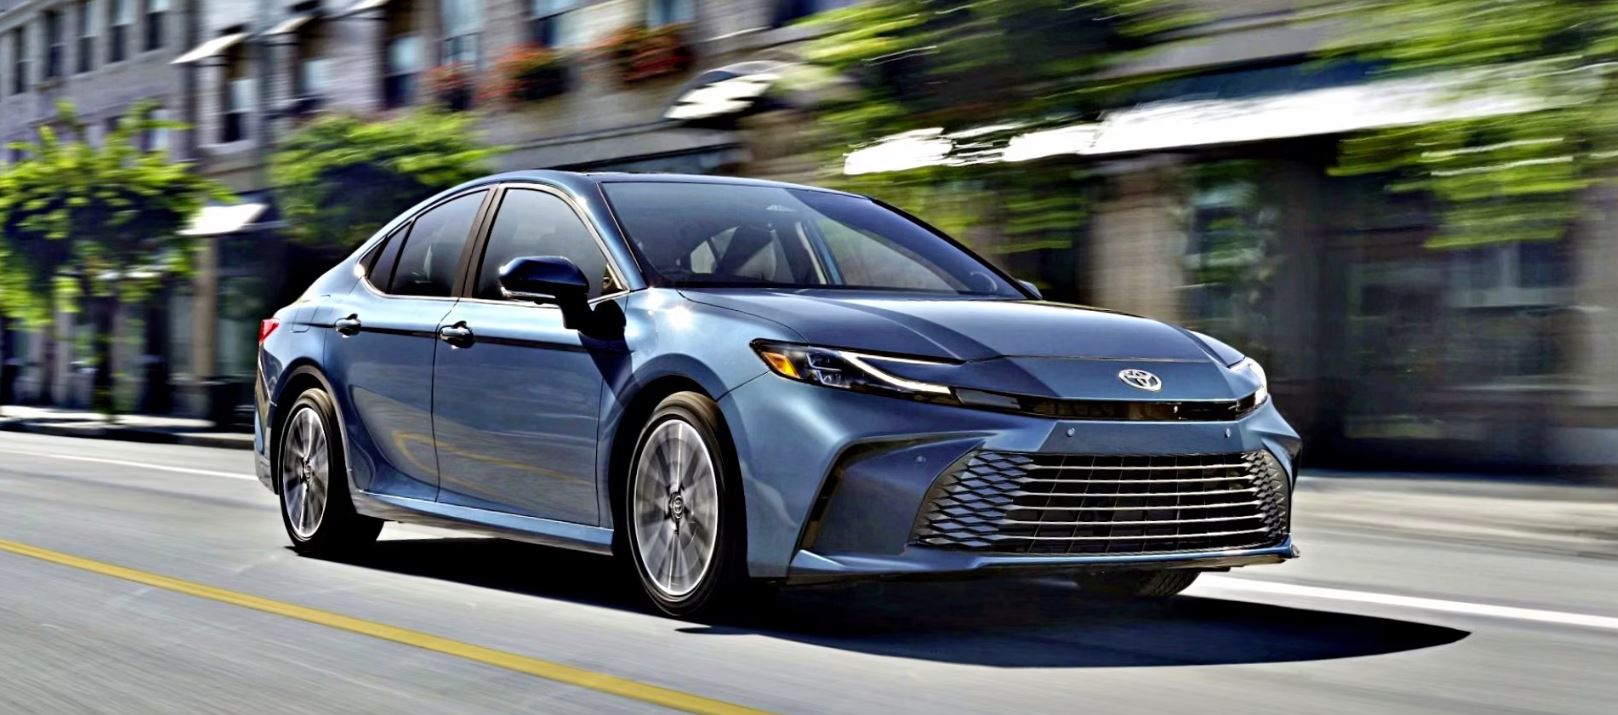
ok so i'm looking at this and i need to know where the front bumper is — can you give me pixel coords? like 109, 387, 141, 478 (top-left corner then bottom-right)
717, 375, 1302, 582
787, 539, 1299, 585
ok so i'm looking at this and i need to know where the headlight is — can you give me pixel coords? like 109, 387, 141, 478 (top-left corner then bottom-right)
1230, 357, 1269, 405
751, 340, 954, 397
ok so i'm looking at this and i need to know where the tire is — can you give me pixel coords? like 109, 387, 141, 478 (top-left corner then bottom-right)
1074, 570, 1200, 598
623, 392, 753, 619
276, 387, 382, 555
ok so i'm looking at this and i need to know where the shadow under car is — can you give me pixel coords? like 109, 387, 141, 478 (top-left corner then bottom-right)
315, 536, 1470, 669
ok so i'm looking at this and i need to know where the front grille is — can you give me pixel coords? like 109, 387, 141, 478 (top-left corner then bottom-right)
913, 450, 1290, 555
956, 390, 1263, 422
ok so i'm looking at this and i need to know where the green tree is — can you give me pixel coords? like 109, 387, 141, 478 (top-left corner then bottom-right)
1328, 0, 1618, 248
0, 101, 223, 413
270, 111, 498, 253
801, 0, 1191, 297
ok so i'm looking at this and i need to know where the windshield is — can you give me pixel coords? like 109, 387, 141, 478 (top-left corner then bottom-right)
602, 182, 1024, 297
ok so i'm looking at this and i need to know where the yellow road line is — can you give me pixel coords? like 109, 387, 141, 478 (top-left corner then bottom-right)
0, 538, 770, 715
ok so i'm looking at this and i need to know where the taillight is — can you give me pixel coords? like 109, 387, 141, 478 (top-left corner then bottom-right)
259, 318, 281, 344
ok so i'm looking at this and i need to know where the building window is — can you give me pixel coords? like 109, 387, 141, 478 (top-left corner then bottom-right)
142, 106, 168, 152
293, 19, 328, 101
43, 10, 64, 79
772, 0, 856, 27
108, 0, 132, 62
440, 0, 480, 66
77, 0, 98, 73
647, 0, 694, 26
529, 0, 578, 48
143, 0, 167, 51
384, 34, 420, 108
381, 0, 419, 109
221, 46, 251, 142
11, 26, 28, 94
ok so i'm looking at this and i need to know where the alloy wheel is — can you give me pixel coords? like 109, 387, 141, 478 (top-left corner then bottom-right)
631, 419, 720, 599
280, 405, 330, 540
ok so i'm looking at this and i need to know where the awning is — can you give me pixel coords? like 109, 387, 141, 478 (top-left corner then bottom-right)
171, 33, 247, 65
845, 68, 1561, 174
264, 12, 318, 37
664, 61, 787, 123
181, 204, 268, 237
339, 0, 392, 16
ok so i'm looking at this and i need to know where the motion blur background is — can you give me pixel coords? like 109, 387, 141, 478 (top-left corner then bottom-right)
0, 0, 1613, 474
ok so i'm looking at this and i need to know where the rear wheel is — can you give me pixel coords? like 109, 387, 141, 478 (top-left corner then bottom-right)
277, 388, 381, 555
624, 392, 752, 619
1074, 570, 1200, 598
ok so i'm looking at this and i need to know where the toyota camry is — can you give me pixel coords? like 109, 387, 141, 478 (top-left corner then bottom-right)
254, 171, 1300, 617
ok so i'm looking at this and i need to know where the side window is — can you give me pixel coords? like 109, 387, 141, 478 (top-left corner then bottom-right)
388, 191, 486, 297
366, 223, 409, 290
476, 188, 611, 300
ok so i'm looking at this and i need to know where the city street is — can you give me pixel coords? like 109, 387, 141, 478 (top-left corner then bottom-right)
0, 430, 1611, 714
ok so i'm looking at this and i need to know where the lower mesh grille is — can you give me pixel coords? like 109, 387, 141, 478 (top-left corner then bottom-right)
913, 450, 1290, 555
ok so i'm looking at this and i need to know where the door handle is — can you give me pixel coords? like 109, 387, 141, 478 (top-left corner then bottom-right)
334, 314, 362, 336
438, 322, 475, 348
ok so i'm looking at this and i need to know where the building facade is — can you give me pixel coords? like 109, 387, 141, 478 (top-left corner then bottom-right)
4, 0, 1614, 472
0, 0, 851, 421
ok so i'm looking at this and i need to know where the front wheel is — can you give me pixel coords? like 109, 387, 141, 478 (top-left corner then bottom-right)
277, 388, 381, 555
1074, 570, 1200, 598
624, 392, 753, 619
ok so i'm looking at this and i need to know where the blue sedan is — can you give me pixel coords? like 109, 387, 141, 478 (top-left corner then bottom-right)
254, 171, 1299, 617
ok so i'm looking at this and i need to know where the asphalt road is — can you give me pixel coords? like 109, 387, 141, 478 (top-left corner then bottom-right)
0, 431, 1611, 714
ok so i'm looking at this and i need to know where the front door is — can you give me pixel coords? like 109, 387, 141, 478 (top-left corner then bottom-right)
323, 189, 488, 500
431, 186, 623, 524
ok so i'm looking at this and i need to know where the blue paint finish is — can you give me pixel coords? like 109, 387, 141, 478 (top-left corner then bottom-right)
254, 170, 1303, 585
679, 289, 1211, 361
431, 299, 619, 524
321, 288, 454, 500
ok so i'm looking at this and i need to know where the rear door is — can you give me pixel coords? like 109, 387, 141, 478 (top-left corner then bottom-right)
430, 185, 626, 524
323, 189, 490, 500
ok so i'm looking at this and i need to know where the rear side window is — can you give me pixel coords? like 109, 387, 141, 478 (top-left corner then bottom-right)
367, 224, 408, 290
388, 191, 486, 297
475, 189, 611, 300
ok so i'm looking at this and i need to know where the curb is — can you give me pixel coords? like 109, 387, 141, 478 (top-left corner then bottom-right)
0, 420, 254, 451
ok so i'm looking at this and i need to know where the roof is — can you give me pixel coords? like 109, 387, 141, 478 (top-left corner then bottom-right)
469, 170, 860, 197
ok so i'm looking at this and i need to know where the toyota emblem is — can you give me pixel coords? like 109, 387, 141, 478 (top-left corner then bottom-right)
1118, 369, 1163, 392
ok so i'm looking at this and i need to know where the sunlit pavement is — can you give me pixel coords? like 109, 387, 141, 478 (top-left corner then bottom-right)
0, 430, 1611, 714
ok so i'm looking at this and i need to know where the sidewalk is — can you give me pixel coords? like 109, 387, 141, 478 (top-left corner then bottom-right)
0, 405, 253, 451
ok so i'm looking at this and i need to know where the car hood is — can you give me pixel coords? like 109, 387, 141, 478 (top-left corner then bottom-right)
679, 289, 1217, 362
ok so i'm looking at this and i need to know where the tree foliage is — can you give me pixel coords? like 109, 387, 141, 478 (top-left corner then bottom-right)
0, 101, 224, 411
1329, 0, 1618, 247
0, 101, 222, 318
801, 0, 1192, 297
806, 0, 1189, 138
270, 111, 498, 252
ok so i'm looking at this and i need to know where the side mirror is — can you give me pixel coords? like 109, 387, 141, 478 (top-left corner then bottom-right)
1018, 279, 1043, 300
499, 256, 593, 330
